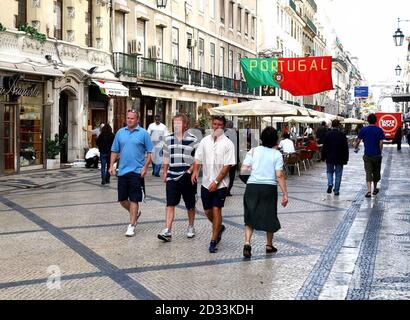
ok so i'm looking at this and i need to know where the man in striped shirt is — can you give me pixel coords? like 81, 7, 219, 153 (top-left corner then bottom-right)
157, 114, 199, 242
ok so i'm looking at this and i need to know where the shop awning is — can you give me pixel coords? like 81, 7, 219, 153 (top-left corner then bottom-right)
92, 80, 129, 97
392, 93, 410, 102
139, 87, 176, 99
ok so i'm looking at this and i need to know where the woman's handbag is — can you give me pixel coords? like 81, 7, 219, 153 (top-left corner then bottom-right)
239, 171, 250, 184
239, 148, 254, 184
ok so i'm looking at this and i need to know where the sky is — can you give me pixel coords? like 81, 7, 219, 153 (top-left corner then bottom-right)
317, 0, 410, 110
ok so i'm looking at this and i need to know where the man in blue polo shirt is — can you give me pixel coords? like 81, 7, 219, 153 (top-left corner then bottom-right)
355, 113, 385, 198
109, 110, 153, 237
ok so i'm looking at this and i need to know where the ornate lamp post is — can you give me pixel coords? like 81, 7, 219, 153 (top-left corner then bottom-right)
395, 64, 402, 76
393, 18, 410, 46
156, 0, 168, 8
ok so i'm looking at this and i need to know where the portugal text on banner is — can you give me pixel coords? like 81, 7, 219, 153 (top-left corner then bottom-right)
240, 56, 333, 96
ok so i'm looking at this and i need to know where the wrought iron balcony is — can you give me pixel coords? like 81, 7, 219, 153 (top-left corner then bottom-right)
305, 16, 317, 34
112, 52, 257, 96
289, 0, 297, 12
307, 0, 317, 13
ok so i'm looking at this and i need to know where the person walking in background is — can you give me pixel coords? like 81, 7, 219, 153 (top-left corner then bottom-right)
354, 113, 385, 198
403, 124, 409, 143
109, 110, 153, 237
225, 120, 239, 197
316, 121, 328, 145
321, 120, 349, 196
192, 115, 236, 253
241, 127, 288, 259
96, 124, 115, 185
157, 114, 198, 242
394, 126, 402, 151
147, 115, 169, 177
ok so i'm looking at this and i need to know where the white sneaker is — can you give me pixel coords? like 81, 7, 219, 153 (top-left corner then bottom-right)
158, 228, 172, 242
187, 226, 195, 238
125, 224, 135, 237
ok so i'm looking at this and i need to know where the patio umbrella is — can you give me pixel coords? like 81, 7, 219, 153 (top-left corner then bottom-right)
284, 116, 323, 124
208, 96, 310, 117
341, 118, 366, 124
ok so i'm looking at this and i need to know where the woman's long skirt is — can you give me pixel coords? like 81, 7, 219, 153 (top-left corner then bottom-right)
243, 183, 281, 233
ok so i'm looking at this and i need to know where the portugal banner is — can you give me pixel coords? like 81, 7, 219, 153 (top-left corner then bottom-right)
240, 56, 333, 96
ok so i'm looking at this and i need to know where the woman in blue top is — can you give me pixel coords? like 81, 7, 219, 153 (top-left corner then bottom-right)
241, 127, 289, 258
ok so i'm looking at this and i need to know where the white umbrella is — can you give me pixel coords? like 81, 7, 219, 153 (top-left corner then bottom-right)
208, 96, 311, 117
284, 116, 323, 124
341, 118, 366, 124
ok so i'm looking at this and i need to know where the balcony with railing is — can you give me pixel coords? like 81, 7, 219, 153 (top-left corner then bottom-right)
289, 0, 297, 12
307, 0, 317, 12
113, 52, 256, 96
305, 16, 317, 34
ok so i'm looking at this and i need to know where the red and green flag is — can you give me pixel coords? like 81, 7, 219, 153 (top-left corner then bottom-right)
240, 56, 333, 96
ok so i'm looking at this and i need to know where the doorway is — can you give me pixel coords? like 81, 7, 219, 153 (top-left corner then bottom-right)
0, 103, 17, 174
59, 91, 68, 163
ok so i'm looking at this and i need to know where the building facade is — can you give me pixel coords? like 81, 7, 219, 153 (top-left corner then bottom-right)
0, 0, 128, 175
112, 0, 258, 130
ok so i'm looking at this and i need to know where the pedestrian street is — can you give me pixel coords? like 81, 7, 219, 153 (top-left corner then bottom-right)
0, 145, 409, 300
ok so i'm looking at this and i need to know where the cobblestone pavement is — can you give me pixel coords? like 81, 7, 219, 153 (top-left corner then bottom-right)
0, 145, 409, 300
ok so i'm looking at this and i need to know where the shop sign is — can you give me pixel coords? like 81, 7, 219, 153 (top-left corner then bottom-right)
0, 76, 40, 97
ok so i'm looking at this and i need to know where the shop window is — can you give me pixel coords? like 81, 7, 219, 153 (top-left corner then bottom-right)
19, 86, 44, 168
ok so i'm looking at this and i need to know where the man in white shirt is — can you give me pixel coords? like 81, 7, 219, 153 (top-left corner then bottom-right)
279, 133, 296, 154
192, 115, 236, 253
147, 115, 169, 177
85, 147, 100, 168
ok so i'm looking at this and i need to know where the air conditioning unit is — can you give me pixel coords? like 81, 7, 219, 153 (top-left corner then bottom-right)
129, 39, 144, 55
187, 38, 196, 49
150, 45, 162, 60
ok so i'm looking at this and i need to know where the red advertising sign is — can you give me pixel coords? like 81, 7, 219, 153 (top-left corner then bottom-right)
375, 112, 402, 140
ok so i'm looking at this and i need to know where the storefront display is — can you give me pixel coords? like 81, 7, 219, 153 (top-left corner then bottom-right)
0, 75, 44, 174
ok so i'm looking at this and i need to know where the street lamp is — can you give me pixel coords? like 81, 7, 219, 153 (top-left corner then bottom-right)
156, 0, 168, 8
393, 18, 410, 46
395, 64, 402, 76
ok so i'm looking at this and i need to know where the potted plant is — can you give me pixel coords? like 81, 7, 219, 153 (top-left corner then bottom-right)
46, 133, 68, 169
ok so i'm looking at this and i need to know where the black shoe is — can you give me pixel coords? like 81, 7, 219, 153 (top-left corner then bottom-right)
105, 178, 110, 184
334, 191, 340, 196
266, 245, 277, 253
209, 240, 218, 253
101, 179, 106, 185
243, 244, 252, 258
226, 192, 233, 197
216, 224, 226, 244
327, 186, 333, 194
